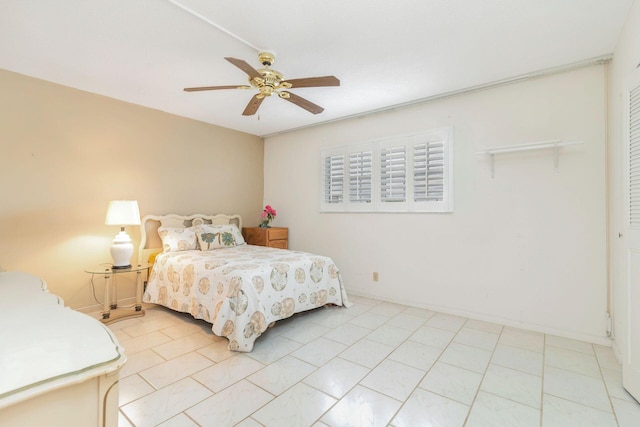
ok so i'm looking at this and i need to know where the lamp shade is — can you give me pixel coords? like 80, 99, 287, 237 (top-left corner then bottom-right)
105, 200, 141, 226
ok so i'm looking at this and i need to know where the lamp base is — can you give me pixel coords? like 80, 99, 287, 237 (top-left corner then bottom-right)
110, 230, 134, 270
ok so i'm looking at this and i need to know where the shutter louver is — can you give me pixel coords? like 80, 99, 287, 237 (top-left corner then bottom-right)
349, 151, 372, 203
380, 146, 406, 202
323, 155, 344, 204
414, 141, 445, 202
630, 84, 640, 227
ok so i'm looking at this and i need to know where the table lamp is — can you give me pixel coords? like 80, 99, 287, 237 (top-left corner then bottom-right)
105, 200, 140, 269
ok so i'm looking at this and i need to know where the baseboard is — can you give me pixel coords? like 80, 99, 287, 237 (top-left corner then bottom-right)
346, 289, 613, 347
611, 340, 623, 364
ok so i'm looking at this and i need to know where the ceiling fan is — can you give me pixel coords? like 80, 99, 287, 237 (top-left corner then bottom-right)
184, 52, 340, 116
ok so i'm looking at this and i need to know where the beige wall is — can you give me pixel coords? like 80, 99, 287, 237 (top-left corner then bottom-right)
0, 69, 264, 309
609, 0, 640, 359
265, 65, 608, 344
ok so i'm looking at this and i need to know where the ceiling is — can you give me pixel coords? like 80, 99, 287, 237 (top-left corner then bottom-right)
0, 1, 633, 137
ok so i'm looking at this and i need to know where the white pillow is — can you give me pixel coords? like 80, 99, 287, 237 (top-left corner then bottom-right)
195, 224, 245, 250
158, 226, 198, 252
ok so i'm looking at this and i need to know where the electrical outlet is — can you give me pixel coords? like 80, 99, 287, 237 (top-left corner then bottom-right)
373, 272, 379, 282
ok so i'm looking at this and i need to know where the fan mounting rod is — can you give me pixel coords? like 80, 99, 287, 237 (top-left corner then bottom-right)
258, 52, 275, 66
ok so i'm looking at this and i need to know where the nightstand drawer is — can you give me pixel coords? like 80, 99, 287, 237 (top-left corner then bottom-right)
269, 239, 288, 249
242, 227, 289, 249
267, 228, 288, 241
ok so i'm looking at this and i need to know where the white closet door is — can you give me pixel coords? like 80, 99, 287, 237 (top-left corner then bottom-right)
623, 68, 640, 402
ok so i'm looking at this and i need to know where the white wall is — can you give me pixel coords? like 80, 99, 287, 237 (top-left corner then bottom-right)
265, 65, 608, 344
609, 0, 640, 359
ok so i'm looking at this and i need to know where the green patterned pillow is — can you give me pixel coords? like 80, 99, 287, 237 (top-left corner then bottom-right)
195, 224, 245, 251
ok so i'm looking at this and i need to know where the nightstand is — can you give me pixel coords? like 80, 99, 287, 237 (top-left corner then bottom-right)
242, 227, 288, 249
85, 264, 148, 324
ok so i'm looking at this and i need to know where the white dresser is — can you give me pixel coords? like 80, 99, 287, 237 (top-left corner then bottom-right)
0, 272, 126, 427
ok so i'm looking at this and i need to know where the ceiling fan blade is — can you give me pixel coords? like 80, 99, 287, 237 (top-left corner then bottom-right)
225, 57, 263, 80
242, 95, 265, 116
284, 76, 340, 88
184, 85, 251, 92
281, 91, 324, 114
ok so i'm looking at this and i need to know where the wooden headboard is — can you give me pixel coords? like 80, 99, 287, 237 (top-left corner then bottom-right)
138, 213, 243, 266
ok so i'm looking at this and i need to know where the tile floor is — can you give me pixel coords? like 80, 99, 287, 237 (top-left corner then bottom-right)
101, 295, 640, 427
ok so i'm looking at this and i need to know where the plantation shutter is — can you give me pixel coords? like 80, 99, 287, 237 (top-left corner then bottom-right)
323, 154, 345, 205
630, 84, 640, 227
349, 151, 373, 203
320, 127, 452, 213
414, 141, 445, 202
380, 146, 406, 203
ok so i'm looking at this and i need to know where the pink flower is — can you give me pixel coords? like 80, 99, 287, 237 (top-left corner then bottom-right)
260, 205, 277, 227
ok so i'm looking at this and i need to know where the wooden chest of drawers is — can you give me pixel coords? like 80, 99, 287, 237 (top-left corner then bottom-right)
242, 227, 288, 249
0, 272, 125, 427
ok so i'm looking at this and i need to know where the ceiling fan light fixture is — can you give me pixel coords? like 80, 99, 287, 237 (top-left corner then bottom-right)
183, 52, 340, 116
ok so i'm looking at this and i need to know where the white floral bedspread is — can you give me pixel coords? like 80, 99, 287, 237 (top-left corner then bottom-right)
143, 245, 351, 351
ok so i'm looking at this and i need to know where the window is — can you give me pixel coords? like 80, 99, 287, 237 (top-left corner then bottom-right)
320, 128, 453, 213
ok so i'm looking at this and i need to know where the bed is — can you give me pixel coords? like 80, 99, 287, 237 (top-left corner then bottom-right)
139, 213, 351, 352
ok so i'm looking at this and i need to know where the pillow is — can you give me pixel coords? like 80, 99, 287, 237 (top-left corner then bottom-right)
158, 226, 198, 253
195, 224, 245, 251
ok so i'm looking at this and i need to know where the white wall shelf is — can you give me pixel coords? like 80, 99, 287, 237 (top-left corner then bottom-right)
476, 140, 584, 178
